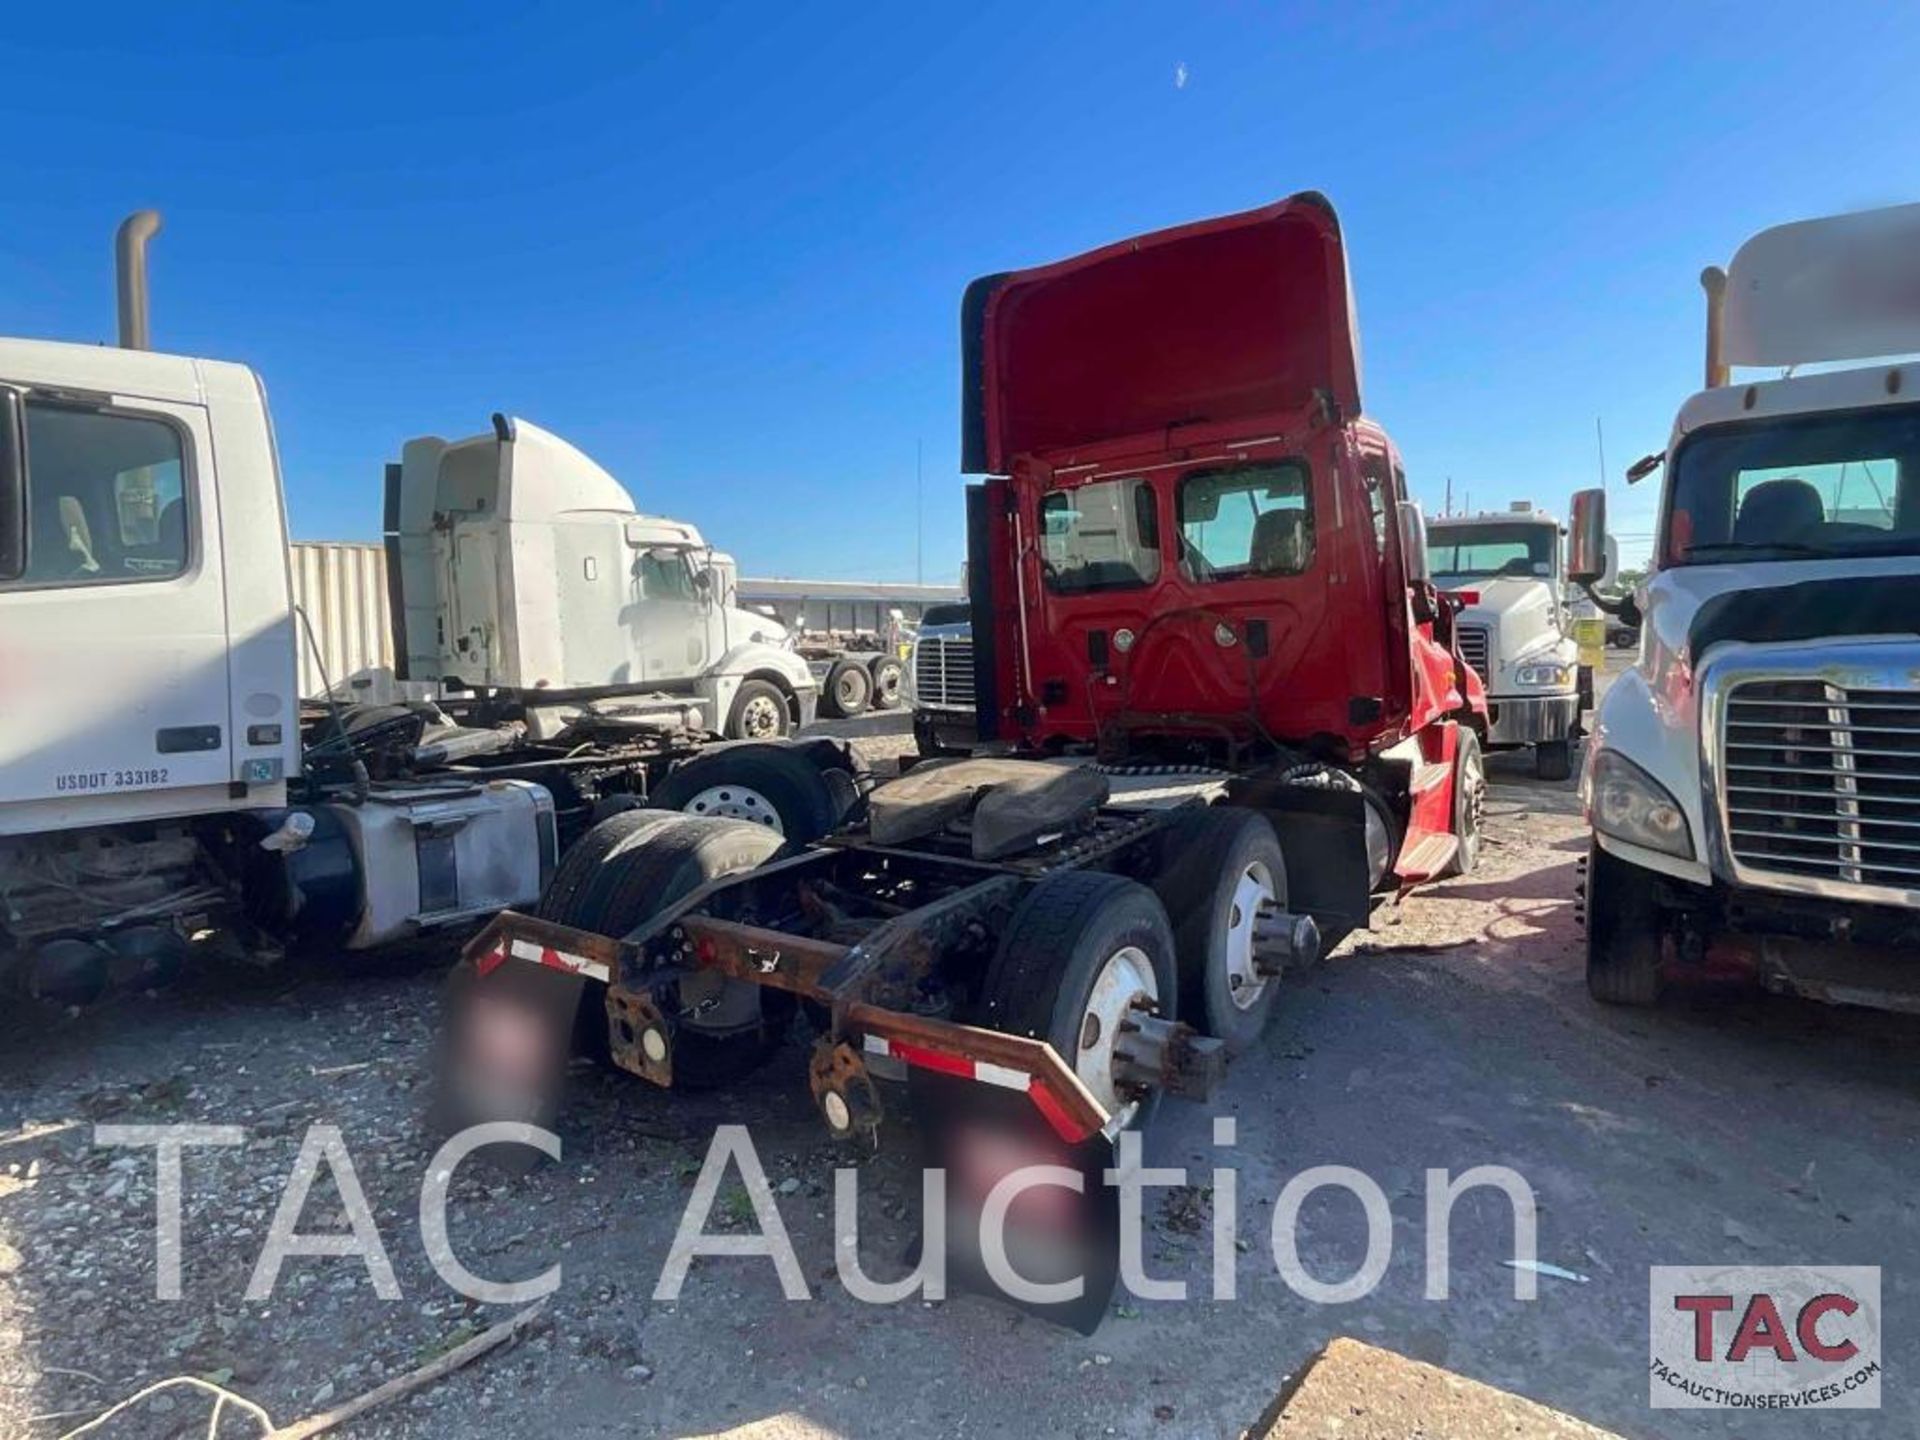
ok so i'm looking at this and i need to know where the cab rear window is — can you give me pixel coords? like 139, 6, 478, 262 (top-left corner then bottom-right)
1178, 461, 1313, 581
1039, 478, 1162, 594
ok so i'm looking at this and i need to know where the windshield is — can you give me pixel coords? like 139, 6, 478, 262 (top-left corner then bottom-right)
1427, 523, 1557, 586
1664, 407, 1920, 564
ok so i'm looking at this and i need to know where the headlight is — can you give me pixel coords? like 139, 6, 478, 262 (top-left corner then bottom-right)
1587, 750, 1693, 859
1514, 662, 1574, 688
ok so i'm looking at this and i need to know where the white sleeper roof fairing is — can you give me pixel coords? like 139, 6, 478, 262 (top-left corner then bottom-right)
1723, 202, 1920, 370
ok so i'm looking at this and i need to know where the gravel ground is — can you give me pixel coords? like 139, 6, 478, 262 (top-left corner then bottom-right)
3, 690, 1915, 1438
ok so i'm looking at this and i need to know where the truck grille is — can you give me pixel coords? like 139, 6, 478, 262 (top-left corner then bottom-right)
1723, 678, 1920, 892
1455, 625, 1490, 684
913, 635, 975, 711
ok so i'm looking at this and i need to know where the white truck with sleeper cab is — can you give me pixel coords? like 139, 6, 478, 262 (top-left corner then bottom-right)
1570, 203, 1920, 1013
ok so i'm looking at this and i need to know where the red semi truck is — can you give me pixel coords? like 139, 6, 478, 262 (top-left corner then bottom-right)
445, 195, 1490, 1316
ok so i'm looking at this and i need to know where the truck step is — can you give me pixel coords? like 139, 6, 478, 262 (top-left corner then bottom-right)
1394, 832, 1458, 883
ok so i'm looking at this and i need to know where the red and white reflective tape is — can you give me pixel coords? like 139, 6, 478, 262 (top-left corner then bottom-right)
474, 935, 611, 985
861, 1034, 1096, 1144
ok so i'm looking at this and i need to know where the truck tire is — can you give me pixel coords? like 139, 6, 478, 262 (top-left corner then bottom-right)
1535, 738, 1574, 783
869, 656, 904, 710
1439, 727, 1485, 878
1585, 839, 1663, 1006
539, 808, 686, 925
824, 659, 872, 719
726, 679, 790, 740
560, 815, 796, 1087
975, 871, 1177, 1131
1149, 807, 1288, 1056
648, 742, 846, 842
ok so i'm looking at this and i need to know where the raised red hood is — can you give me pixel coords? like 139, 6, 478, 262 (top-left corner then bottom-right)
962, 193, 1363, 474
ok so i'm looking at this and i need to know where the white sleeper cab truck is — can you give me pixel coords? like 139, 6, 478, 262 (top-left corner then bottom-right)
1571, 202, 1920, 1013
387, 417, 816, 740
1427, 506, 1583, 780
0, 213, 849, 1008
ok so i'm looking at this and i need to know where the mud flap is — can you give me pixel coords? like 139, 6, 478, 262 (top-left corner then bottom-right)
908, 1071, 1121, 1334
438, 954, 586, 1162
1230, 777, 1372, 943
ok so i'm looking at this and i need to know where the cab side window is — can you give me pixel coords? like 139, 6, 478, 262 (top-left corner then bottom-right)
9, 403, 189, 588
1178, 461, 1313, 581
635, 546, 697, 601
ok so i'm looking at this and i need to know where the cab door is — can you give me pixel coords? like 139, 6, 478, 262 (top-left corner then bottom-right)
0, 391, 233, 832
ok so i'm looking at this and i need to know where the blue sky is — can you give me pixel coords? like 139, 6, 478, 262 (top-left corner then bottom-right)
3, 3, 1914, 577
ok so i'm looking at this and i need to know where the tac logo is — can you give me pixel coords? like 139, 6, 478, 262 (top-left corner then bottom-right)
1649, 1266, 1881, 1410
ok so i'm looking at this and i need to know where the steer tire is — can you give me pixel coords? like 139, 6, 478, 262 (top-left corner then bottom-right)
1535, 738, 1574, 783
1150, 807, 1289, 1056
725, 679, 790, 740
649, 743, 846, 843
1440, 728, 1486, 878
975, 871, 1177, 1134
1585, 839, 1664, 1007
561, 816, 796, 1087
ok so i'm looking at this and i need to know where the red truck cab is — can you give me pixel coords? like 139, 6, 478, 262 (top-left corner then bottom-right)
961, 194, 1489, 909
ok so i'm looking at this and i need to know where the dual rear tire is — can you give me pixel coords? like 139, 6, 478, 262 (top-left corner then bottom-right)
974, 871, 1178, 1132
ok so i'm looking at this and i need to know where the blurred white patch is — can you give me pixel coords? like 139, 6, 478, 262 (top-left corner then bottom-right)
1174, 61, 1189, 90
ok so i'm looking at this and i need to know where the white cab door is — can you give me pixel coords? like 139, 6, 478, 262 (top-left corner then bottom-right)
0, 395, 234, 832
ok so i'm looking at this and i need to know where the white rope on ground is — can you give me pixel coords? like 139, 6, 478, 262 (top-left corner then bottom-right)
48, 1300, 546, 1440
55, 1374, 274, 1438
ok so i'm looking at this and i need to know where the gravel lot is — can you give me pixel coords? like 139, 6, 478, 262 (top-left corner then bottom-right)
3, 679, 1915, 1438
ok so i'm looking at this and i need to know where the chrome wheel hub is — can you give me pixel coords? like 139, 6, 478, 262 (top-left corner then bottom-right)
740, 695, 782, 738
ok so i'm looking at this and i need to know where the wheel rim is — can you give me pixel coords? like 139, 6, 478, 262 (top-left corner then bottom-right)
835, 670, 868, 710
1074, 944, 1160, 1115
1222, 859, 1278, 1011
739, 694, 782, 738
874, 665, 901, 705
680, 784, 784, 833
1460, 746, 1486, 852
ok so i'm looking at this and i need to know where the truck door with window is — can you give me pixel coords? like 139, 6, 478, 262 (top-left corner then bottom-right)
0, 383, 235, 833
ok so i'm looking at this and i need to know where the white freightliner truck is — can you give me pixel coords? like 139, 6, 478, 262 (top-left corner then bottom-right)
0, 214, 844, 1006
1427, 505, 1585, 780
1571, 202, 1920, 1012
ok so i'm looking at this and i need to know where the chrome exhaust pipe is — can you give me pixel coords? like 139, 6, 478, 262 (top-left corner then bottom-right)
115, 210, 163, 350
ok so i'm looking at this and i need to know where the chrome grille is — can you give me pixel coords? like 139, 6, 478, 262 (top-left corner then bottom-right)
912, 635, 975, 711
1723, 678, 1920, 892
1456, 625, 1490, 684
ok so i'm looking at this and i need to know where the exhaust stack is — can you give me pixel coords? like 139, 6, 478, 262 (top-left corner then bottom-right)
115, 210, 163, 350
1700, 264, 1729, 389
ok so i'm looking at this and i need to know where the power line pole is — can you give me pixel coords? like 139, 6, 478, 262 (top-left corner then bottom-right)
1444, 476, 1453, 517
915, 439, 924, 588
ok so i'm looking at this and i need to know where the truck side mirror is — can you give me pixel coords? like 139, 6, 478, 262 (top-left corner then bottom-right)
0, 388, 24, 582
1567, 489, 1607, 585
1397, 500, 1430, 583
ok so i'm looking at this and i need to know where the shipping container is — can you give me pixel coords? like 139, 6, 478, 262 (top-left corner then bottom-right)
288, 541, 419, 702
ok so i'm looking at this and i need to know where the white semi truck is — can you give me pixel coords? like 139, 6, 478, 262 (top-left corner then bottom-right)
0, 214, 846, 1006
1571, 202, 1920, 1013
1427, 505, 1584, 780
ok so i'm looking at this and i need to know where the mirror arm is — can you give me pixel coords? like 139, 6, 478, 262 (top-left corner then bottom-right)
1580, 580, 1640, 627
